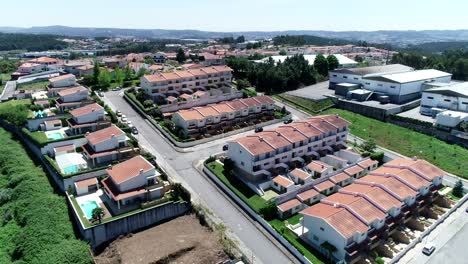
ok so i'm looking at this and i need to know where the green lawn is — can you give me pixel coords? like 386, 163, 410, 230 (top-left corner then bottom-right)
0, 73, 11, 82
286, 213, 303, 225
273, 94, 335, 113
269, 219, 325, 264
17, 80, 49, 90
205, 161, 267, 212
446, 191, 463, 201
21, 128, 49, 146
321, 109, 468, 178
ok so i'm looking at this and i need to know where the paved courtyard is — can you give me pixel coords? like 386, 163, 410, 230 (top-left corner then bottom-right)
286, 81, 332, 101
397, 106, 435, 123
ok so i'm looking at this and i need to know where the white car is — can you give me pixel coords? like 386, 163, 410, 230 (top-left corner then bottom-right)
422, 243, 436, 255
116, 110, 122, 117
121, 115, 128, 123
127, 121, 133, 128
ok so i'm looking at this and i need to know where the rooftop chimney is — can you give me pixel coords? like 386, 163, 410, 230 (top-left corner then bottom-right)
111, 134, 115, 137
140, 168, 144, 174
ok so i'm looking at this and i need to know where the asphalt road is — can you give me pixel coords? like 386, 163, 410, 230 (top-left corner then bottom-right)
0, 81, 16, 101
425, 221, 468, 264
102, 91, 297, 264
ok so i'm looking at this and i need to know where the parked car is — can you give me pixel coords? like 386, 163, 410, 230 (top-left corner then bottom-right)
116, 110, 122, 117
127, 121, 133, 128
132, 127, 138, 135
98, 91, 104, 97
255, 127, 263, 133
121, 115, 127, 123
112, 86, 121, 91
422, 243, 436, 255
465, 207, 468, 213
222, 144, 228, 151
283, 118, 293, 124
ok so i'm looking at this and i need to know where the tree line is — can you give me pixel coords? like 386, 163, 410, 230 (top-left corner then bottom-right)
226, 54, 339, 93
391, 49, 468, 80
0, 33, 68, 51
272, 35, 351, 47
0, 128, 92, 264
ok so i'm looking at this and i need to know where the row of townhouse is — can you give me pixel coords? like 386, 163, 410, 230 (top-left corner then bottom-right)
140, 65, 233, 102
298, 158, 446, 263
172, 96, 275, 136
227, 115, 350, 182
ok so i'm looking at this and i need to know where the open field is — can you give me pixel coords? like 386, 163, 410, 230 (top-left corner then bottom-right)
273, 94, 335, 113
94, 215, 228, 264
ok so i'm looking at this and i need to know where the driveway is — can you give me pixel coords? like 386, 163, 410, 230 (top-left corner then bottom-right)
1, 81, 16, 101
102, 91, 297, 264
285, 81, 332, 101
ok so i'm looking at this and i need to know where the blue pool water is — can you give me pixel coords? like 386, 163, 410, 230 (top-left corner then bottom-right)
80, 201, 99, 219
47, 132, 64, 140
63, 165, 79, 174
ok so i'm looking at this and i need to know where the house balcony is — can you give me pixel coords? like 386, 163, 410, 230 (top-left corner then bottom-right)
253, 169, 271, 177
345, 240, 368, 263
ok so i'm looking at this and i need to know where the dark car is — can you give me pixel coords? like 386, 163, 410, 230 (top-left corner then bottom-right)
222, 144, 228, 151
283, 118, 293, 124
131, 126, 138, 135
255, 127, 263, 133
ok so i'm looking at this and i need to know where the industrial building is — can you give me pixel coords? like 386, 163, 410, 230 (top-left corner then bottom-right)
329, 64, 452, 104
420, 82, 468, 115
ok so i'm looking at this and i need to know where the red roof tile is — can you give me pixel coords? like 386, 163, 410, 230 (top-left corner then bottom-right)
277, 198, 302, 212
106, 156, 154, 184
85, 125, 124, 145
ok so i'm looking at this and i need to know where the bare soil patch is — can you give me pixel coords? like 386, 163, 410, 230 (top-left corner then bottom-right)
95, 214, 228, 264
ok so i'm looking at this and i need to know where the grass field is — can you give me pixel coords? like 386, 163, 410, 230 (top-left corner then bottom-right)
273, 94, 335, 113
321, 108, 468, 177
17, 80, 49, 90
205, 161, 267, 212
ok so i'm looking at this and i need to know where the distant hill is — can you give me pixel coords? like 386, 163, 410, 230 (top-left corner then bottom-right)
2, 26, 468, 46
402, 41, 468, 54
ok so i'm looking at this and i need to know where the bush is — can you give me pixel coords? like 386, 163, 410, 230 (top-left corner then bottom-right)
370, 151, 385, 165
453, 180, 464, 197
206, 156, 216, 163
143, 99, 154, 108
259, 201, 278, 221
375, 257, 384, 264
171, 183, 191, 201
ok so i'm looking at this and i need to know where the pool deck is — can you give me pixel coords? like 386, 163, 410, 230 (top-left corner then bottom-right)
75, 189, 112, 219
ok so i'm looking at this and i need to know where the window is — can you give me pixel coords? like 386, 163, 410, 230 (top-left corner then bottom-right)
264, 162, 269, 166
241, 161, 244, 166
353, 77, 358, 80
377, 84, 383, 87
320, 227, 324, 231
313, 235, 319, 241
365, 82, 370, 85
462, 102, 468, 105
390, 85, 396, 88
332, 74, 337, 77
343, 76, 348, 79
444, 99, 451, 102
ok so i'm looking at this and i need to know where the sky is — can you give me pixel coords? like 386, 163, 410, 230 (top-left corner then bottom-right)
1, 0, 468, 32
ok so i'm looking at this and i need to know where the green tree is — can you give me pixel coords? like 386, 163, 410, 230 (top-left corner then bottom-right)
144, 57, 155, 64
452, 180, 464, 197
313, 54, 329, 76
259, 201, 278, 220
98, 70, 111, 89
137, 67, 147, 78
114, 67, 124, 86
124, 65, 133, 81
91, 207, 105, 223
176, 48, 186, 63
236, 35, 245, 43
223, 158, 235, 174
92, 62, 100, 84
327, 55, 340, 70
279, 49, 287, 56
361, 139, 377, 154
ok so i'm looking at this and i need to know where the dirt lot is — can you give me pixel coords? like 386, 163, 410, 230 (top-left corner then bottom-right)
95, 215, 229, 264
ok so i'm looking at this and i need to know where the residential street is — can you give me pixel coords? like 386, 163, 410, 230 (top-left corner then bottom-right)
0, 81, 16, 101
102, 91, 298, 264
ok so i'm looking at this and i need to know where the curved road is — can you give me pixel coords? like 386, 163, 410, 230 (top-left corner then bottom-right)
102, 91, 297, 264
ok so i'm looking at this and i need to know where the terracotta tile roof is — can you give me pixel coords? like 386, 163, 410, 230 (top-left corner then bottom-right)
211, 103, 235, 113
314, 180, 335, 192
49, 74, 75, 82
297, 189, 320, 201
313, 114, 350, 128
255, 131, 291, 149
85, 125, 125, 145
372, 167, 431, 189
106, 156, 154, 185
200, 67, 219, 74
241, 97, 262, 107
29, 56, 58, 63
70, 103, 103, 117
272, 175, 294, 188
384, 158, 445, 180
341, 184, 404, 211
187, 69, 207, 77
161, 72, 180, 80
77, 64, 93, 71
344, 165, 365, 176
330, 172, 350, 184
306, 160, 333, 173
19, 62, 41, 68
301, 203, 369, 238
304, 118, 338, 132
290, 169, 311, 180
195, 106, 219, 117
57, 86, 87, 97
179, 93, 192, 100
277, 198, 302, 212
232, 136, 274, 156
166, 96, 177, 102
286, 122, 322, 138
176, 109, 204, 121
75, 177, 98, 188
252, 95, 274, 104
275, 126, 308, 143
174, 70, 194, 78
211, 65, 232, 72
226, 99, 248, 110
324, 193, 386, 224
143, 74, 166, 82
193, 90, 207, 97
358, 158, 379, 169
44, 119, 61, 125
149, 64, 164, 71
358, 175, 417, 199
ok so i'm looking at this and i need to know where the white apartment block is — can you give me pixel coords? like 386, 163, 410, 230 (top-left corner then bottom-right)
140, 65, 233, 102
227, 115, 350, 182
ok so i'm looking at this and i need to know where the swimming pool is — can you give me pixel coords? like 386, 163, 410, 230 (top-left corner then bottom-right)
80, 200, 99, 219
47, 132, 65, 140
63, 165, 79, 174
